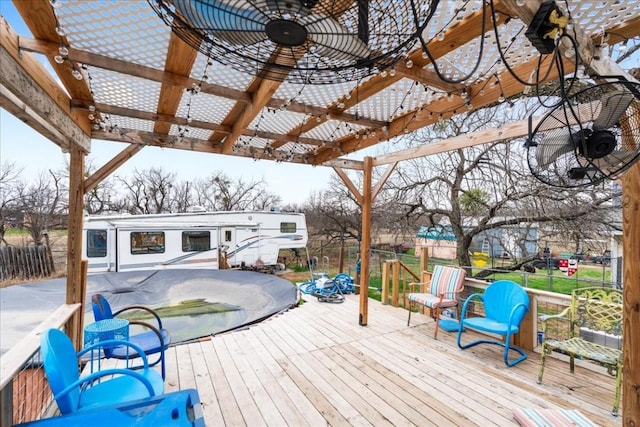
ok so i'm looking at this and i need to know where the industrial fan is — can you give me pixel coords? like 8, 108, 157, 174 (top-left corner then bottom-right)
526, 79, 640, 187
148, 0, 433, 84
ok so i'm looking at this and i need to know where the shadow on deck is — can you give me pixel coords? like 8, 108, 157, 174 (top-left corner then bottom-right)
162, 294, 619, 426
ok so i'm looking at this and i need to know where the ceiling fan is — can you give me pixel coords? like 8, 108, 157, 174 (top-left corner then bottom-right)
526, 79, 640, 188
148, 0, 436, 84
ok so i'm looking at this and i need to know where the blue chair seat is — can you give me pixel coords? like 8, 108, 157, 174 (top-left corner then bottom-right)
461, 317, 520, 335
110, 329, 171, 357
78, 373, 164, 411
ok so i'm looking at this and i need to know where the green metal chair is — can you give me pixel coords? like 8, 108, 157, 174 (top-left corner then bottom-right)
537, 287, 623, 416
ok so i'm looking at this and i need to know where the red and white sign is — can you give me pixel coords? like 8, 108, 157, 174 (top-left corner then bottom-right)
558, 258, 568, 272
566, 259, 578, 276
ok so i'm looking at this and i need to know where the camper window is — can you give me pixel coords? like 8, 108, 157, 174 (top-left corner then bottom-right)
182, 231, 211, 252
130, 231, 165, 254
86, 230, 107, 258
280, 222, 297, 233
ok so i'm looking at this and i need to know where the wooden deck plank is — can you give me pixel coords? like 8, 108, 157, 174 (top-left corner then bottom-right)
250, 325, 353, 426
213, 334, 268, 426
233, 326, 326, 426
160, 294, 620, 427
187, 340, 224, 424
223, 329, 290, 426
200, 338, 247, 426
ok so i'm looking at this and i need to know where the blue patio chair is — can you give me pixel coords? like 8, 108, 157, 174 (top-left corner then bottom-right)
40, 328, 164, 415
457, 280, 530, 367
92, 294, 170, 379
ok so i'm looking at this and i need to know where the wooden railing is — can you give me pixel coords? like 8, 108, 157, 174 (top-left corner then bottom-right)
0, 304, 81, 427
381, 262, 573, 352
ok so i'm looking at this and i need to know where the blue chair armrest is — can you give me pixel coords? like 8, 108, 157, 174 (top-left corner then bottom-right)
114, 306, 164, 330
55, 367, 157, 401
78, 339, 151, 369
460, 293, 483, 320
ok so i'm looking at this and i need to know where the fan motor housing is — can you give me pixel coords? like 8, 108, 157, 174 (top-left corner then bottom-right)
579, 129, 617, 159
265, 19, 308, 46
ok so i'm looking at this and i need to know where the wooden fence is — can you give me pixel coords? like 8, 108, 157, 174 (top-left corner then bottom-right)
0, 245, 56, 281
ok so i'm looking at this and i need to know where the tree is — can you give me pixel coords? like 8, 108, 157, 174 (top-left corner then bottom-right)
117, 167, 177, 214
0, 162, 23, 245
17, 170, 67, 245
382, 102, 621, 273
193, 172, 281, 211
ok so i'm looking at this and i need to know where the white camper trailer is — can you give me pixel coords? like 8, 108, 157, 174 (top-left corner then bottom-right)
82, 211, 307, 273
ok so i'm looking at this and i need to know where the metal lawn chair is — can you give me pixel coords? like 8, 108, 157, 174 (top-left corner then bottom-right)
457, 280, 529, 367
91, 294, 171, 379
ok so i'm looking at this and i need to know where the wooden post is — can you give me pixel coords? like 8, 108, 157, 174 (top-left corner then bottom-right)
359, 157, 372, 326
66, 145, 85, 351
621, 162, 640, 423
419, 247, 429, 273
391, 260, 400, 307
381, 261, 390, 305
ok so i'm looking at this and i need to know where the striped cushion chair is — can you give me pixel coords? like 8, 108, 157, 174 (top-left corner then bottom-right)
407, 265, 466, 339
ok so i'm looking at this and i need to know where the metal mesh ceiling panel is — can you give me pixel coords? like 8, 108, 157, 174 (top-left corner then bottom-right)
85, 67, 161, 113
58, 1, 169, 69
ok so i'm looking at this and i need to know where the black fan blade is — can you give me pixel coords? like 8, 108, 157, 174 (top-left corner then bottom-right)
304, 15, 370, 60
593, 90, 633, 130
536, 130, 574, 168
174, 0, 269, 47
358, 0, 369, 45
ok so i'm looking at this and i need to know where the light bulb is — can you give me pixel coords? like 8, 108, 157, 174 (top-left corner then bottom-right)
498, 94, 505, 103
55, 25, 66, 37
71, 69, 83, 80
389, 67, 397, 77
405, 59, 413, 68
516, 0, 526, 6
54, 55, 65, 64
58, 45, 69, 56
437, 32, 445, 41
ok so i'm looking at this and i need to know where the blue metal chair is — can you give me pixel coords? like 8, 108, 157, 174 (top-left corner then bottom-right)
40, 328, 164, 415
91, 294, 170, 379
457, 280, 530, 367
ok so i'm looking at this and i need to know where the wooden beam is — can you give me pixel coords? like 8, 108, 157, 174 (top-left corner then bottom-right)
18, 36, 252, 105
221, 78, 282, 153
13, 0, 94, 105
65, 144, 85, 351
84, 144, 144, 193
333, 167, 363, 205
395, 64, 463, 93
621, 162, 640, 424
371, 162, 397, 201
359, 156, 373, 326
0, 25, 90, 152
154, 33, 198, 134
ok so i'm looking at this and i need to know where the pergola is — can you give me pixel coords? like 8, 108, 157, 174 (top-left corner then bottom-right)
1, 0, 639, 421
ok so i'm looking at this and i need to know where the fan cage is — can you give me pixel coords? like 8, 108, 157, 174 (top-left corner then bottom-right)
148, 0, 436, 84
527, 80, 640, 188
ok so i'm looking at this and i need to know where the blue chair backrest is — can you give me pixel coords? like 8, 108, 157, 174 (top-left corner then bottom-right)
92, 294, 114, 321
40, 329, 81, 414
483, 280, 529, 325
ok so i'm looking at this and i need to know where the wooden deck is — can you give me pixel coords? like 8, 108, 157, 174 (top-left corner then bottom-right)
161, 294, 620, 426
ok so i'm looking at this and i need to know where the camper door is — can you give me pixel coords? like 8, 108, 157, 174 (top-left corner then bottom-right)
220, 227, 236, 266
